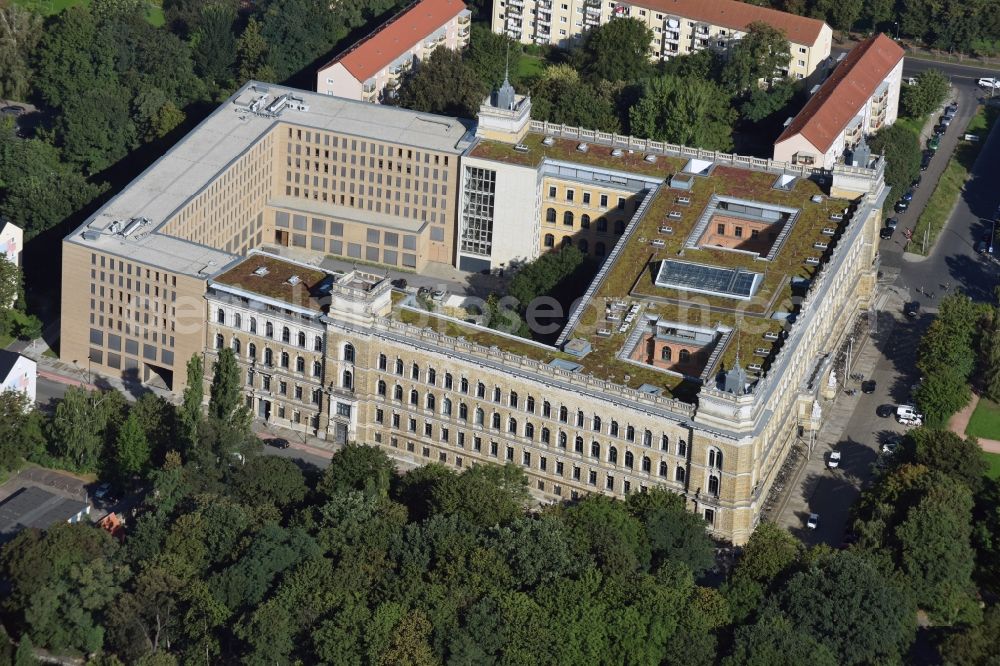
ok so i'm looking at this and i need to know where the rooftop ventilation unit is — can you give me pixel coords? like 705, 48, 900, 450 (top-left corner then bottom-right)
82, 230, 100, 241
747, 363, 763, 372
514, 143, 529, 153
644, 154, 657, 163
783, 117, 794, 127
253, 266, 269, 277
287, 275, 301, 286
542, 136, 555, 146
577, 142, 588, 152
821, 227, 836, 235
120, 217, 150, 238
611, 148, 623, 157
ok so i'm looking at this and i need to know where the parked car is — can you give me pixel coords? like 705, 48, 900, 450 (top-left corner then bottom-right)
933, 124, 946, 136
894, 200, 909, 213
880, 227, 894, 239
978, 77, 1000, 90
807, 513, 820, 529
946, 103, 958, 114
977, 240, 989, 253
905, 301, 920, 318
911, 175, 922, 189
93, 483, 119, 505
896, 404, 924, 425
861, 380, 876, 394
0, 105, 25, 117
901, 190, 914, 202
882, 438, 900, 454
928, 135, 941, 151
921, 152, 933, 170
268, 437, 290, 449
940, 116, 952, 127
876, 404, 895, 418
886, 217, 899, 229
828, 451, 842, 469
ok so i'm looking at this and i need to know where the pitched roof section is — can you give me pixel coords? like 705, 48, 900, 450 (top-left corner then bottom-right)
0, 349, 20, 380
775, 34, 904, 153
327, 0, 467, 83
635, 0, 827, 46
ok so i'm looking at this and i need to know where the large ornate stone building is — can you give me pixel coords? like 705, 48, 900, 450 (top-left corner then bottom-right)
61, 81, 887, 543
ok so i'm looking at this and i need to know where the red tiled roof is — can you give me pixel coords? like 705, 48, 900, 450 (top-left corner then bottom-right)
326, 0, 466, 83
775, 34, 904, 153
633, 0, 827, 46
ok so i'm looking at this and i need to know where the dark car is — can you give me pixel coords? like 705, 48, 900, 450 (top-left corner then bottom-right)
894, 200, 909, 213
390, 278, 408, 289
0, 105, 25, 116
880, 227, 894, 239
921, 151, 933, 170
876, 404, 895, 418
911, 175, 922, 189
861, 380, 877, 394
886, 217, 899, 229
268, 437, 290, 449
901, 190, 914, 202
933, 124, 946, 136
946, 103, 958, 114
905, 301, 920, 318
976, 240, 988, 253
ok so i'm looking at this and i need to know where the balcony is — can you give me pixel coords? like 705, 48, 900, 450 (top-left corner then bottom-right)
362, 79, 376, 94
537, 0, 552, 7
537, 12, 551, 24
458, 11, 471, 25
506, 18, 522, 29
458, 27, 470, 39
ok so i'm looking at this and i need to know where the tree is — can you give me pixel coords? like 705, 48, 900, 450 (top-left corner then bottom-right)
180, 354, 203, 448
907, 428, 988, 494
13, 634, 37, 666
208, 347, 240, 421
982, 303, 1000, 402
191, 3, 236, 87
394, 47, 486, 118
722, 22, 791, 93
562, 494, 650, 575
113, 412, 151, 486
938, 603, 1000, 666
428, 463, 529, 527
869, 123, 921, 193
530, 66, 621, 133
629, 74, 736, 151
900, 69, 949, 119
626, 488, 715, 574
0, 389, 45, 471
48, 387, 126, 471
260, 0, 343, 81
0, 3, 42, 101
231, 455, 308, 510
319, 443, 396, 499
772, 550, 916, 664
739, 79, 797, 123
581, 18, 653, 82
235, 17, 275, 83
466, 24, 522, 89
0, 253, 19, 315
725, 608, 838, 666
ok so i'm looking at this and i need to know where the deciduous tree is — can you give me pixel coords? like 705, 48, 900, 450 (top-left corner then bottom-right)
900, 69, 949, 119
869, 123, 921, 193
629, 74, 736, 151
722, 22, 791, 93
581, 17, 653, 82
394, 47, 486, 118
0, 3, 42, 101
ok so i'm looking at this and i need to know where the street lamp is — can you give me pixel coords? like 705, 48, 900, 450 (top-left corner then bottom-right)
893, 22, 899, 40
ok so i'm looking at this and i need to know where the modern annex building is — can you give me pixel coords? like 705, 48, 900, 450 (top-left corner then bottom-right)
493, 0, 832, 81
61, 81, 887, 543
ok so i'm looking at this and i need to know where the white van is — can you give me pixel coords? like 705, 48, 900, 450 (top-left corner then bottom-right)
978, 77, 1000, 90
896, 404, 923, 425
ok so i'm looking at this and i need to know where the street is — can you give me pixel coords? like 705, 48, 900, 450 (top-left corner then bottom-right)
777, 59, 1000, 544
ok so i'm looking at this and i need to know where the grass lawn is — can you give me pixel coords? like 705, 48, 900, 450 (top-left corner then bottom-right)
0, 333, 13, 350
985, 452, 1000, 480
13, 0, 164, 24
911, 105, 999, 255
966, 397, 1000, 440
513, 55, 546, 86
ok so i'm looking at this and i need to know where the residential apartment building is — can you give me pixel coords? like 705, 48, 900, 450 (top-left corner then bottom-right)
774, 34, 904, 169
493, 0, 832, 80
60, 80, 888, 544
0, 219, 21, 267
317, 0, 471, 102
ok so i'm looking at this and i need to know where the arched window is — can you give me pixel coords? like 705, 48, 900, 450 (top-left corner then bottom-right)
641, 456, 651, 473
525, 422, 534, 439
282, 326, 290, 343
249, 317, 257, 334
679, 349, 691, 362
508, 417, 517, 434
393, 384, 403, 400
593, 415, 602, 431
614, 220, 625, 234
492, 412, 501, 429
263, 347, 273, 366
578, 238, 588, 253
708, 474, 720, 496
559, 406, 568, 422
231, 338, 241, 354
377, 379, 387, 396
609, 446, 618, 464
265, 321, 274, 338
659, 461, 668, 477
541, 427, 551, 443
661, 347, 672, 361
428, 369, 437, 385
409, 389, 419, 405
563, 210, 574, 226
217, 308, 225, 324
509, 391, 518, 408
477, 382, 486, 398
561, 236, 572, 247
527, 396, 535, 412
297, 331, 306, 347
643, 430, 652, 447
378, 353, 387, 370
575, 436, 584, 453
544, 233, 555, 248
546, 208, 557, 223
581, 214, 591, 229
280, 351, 289, 368
442, 397, 452, 415
591, 441, 601, 459
475, 407, 484, 425
492, 386, 501, 402
678, 439, 688, 457
426, 394, 436, 410
312, 361, 321, 377
597, 217, 608, 232
215, 334, 224, 349
542, 401, 551, 417
624, 451, 634, 468
234, 313, 241, 329
708, 448, 723, 469
248, 343, 257, 359
559, 431, 568, 448
411, 363, 420, 380
395, 358, 404, 375
314, 336, 323, 352
342, 370, 353, 389
626, 425, 635, 442
610, 420, 619, 437
343, 343, 355, 363
460, 377, 469, 393
296, 356, 305, 372
676, 466, 686, 483
595, 242, 606, 257
661, 434, 669, 451
458, 402, 467, 419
